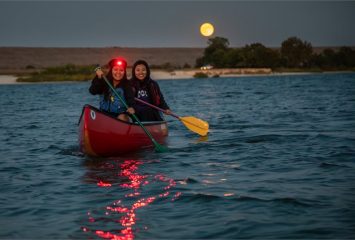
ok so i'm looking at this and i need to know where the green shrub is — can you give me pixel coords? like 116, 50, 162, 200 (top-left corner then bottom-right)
25, 65, 36, 69
193, 72, 209, 78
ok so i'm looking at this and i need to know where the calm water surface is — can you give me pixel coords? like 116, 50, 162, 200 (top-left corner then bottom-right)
0, 73, 354, 239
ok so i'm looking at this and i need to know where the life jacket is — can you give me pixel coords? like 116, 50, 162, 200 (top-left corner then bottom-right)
99, 87, 127, 114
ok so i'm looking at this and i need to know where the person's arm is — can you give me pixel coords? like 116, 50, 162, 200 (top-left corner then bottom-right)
123, 80, 136, 114
89, 69, 105, 95
154, 81, 170, 110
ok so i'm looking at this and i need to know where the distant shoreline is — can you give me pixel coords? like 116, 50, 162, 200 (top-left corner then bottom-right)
1, 69, 354, 85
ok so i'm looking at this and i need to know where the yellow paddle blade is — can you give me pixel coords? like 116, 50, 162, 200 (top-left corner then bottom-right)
179, 116, 209, 136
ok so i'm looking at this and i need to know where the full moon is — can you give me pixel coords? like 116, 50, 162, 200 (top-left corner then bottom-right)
200, 23, 214, 37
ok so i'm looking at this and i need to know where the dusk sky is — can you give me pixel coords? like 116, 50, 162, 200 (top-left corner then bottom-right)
0, 1, 354, 48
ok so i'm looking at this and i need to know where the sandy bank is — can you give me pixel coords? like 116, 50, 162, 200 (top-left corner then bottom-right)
0, 75, 19, 84
0, 68, 271, 84
151, 68, 273, 80
0, 72, 195, 84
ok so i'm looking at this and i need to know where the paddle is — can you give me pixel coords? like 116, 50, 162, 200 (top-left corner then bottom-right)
95, 67, 168, 153
134, 97, 209, 136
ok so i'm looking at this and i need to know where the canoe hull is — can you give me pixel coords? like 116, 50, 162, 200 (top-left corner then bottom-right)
78, 105, 168, 157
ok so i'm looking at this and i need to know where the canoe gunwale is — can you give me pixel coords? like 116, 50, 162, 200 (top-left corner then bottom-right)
78, 104, 167, 126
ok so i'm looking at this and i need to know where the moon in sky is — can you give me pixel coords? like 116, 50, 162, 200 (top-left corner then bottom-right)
200, 23, 214, 37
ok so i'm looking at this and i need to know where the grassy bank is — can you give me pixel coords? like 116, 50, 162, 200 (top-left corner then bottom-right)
16, 64, 95, 82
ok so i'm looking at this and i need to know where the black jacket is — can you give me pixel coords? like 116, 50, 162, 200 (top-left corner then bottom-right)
89, 75, 135, 108
131, 78, 169, 121
131, 78, 169, 110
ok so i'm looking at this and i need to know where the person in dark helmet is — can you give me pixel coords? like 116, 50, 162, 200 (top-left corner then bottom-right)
89, 57, 135, 122
131, 60, 171, 122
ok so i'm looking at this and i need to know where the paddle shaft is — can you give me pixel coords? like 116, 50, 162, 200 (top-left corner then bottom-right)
99, 73, 164, 150
135, 97, 179, 119
134, 97, 208, 135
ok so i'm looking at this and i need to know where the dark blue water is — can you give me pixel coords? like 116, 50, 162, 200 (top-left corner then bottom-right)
1, 73, 354, 239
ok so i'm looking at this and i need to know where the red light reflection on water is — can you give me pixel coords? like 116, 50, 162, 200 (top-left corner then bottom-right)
82, 159, 181, 239
97, 180, 112, 187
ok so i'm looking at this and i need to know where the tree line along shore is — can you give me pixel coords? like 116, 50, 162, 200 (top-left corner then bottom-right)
1, 36, 354, 82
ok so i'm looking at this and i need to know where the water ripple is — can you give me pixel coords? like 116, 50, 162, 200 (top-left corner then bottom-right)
1, 74, 355, 239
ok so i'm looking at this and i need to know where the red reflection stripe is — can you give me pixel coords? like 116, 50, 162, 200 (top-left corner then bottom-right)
83, 159, 182, 240
106, 206, 129, 213
97, 180, 112, 187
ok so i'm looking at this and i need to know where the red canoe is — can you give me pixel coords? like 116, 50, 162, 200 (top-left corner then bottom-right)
78, 105, 168, 157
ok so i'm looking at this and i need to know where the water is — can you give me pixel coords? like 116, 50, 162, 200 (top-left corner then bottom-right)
0, 73, 354, 239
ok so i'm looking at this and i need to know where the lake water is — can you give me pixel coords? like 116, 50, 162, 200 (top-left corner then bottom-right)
0, 73, 354, 239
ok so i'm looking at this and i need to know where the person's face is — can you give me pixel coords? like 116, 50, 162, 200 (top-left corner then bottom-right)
112, 66, 125, 81
135, 64, 147, 81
